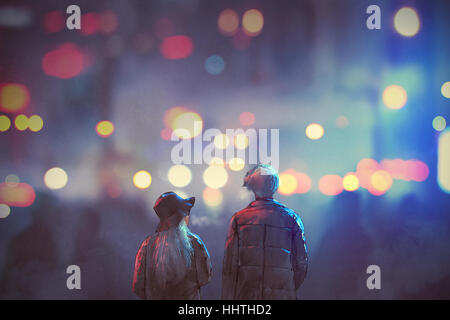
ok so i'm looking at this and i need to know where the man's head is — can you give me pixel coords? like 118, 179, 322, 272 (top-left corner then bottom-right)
243, 164, 279, 198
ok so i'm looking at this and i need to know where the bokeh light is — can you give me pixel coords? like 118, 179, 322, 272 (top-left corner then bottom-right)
133, 170, 152, 189
278, 171, 298, 196
208, 157, 225, 167
44, 167, 68, 190
43, 11, 65, 33
217, 9, 239, 36
0, 83, 30, 113
172, 111, 203, 139
305, 123, 324, 140
242, 9, 264, 37
81, 13, 100, 36
370, 170, 393, 193
438, 129, 450, 193
394, 7, 420, 37
205, 55, 225, 75
343, 173, 359, 192
203, 187, 223, 207
239, 112, 255, 126
441, 82, 450, 98
96, 120, 115, 138
357, 158, 381, 189
168, 165, 192, 188
336, 115, 349, 128
160, 35, 194, 60
0, 203, 10, 219
214, 134, 230, 149
100, 11, 119, 34
14, 114, 28, 131
318, 175, 343, 196
432, 116, 446, 132
383, 85, 407, 109
295, 172, 312, 194
228, 157, 245, 171
203, 165, 228, 189
28, 115, 44, 132
5, 174, 20, 187
0, 182, 36, 207
0, 115, 11, 132
42, 43, 85, 79
164, 106, 188, 128
234, 134, 249, 149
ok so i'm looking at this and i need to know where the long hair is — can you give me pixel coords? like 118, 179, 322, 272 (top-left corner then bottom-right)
148, 220, 194, 293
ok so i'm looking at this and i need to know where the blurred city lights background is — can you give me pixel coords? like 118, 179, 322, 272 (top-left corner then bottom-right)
0, 0, 450, 300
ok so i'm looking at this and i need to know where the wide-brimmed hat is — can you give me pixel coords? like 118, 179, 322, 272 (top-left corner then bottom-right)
153, 192, 195, 232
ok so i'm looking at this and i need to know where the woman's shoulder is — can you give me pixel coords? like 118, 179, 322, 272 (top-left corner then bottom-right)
188, 232, 208, 250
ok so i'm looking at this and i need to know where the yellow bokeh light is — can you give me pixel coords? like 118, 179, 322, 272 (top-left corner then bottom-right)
218, 9, 239, 36
172, 112, 203, 139
242, 9, 264, 36
441, 82, 450, 99
0, 204, 11, 219
44, 167, 68, 190
234, 134, 249, 149
0, 84, 29, 112
0, 115, 11, 132
394, 7, 420, 37
96, 120, 115, 138
203, 187, 223, 207
14, 115, 28, 131
203, 165, 228, 189
168, 165, 192, 188
133, 170, 152, 189
305, 123, 324, 140
228, 157, 245, 171
371, 170, 393, 192
214, 134, 229, 149
28, 115, 44, 132
278, 172, 298, 196
208, 157, 225, 167
382, 85, 407, 109
343, 173, 359, 192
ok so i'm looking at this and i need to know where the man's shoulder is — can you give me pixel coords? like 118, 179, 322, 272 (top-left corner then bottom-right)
232, 198, 302, 225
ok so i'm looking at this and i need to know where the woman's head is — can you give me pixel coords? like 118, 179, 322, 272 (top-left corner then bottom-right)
153, 192, 195, 232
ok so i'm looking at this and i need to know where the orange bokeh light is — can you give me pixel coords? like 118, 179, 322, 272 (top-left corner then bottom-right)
318, 175, 343, 196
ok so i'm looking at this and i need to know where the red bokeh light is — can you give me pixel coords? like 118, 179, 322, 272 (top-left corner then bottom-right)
0, 182, 36, 207
160, 35, 194, 60
318, 175, 343, 196
239, 112, 255, 126
81, 13, 100, 36
160, 127, 173, 140
42, 43, 85, 79
295, 172, 312, 194
43, 11, 65, 33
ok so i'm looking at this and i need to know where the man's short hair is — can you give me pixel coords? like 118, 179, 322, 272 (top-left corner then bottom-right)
243, 164, 279, 197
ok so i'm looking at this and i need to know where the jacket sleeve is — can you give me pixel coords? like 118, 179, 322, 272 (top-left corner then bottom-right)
194, 236, 213, 287
221, 216, 239, 300
132, 237, 149, 299
292, 215, 308, 290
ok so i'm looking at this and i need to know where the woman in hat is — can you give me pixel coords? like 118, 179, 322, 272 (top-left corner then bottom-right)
132, 192, 212, 300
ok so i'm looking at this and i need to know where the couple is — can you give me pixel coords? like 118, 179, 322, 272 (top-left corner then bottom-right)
132, 164, 308, 300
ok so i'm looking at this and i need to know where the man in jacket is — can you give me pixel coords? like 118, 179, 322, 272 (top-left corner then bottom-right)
222, 164, 308, 299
